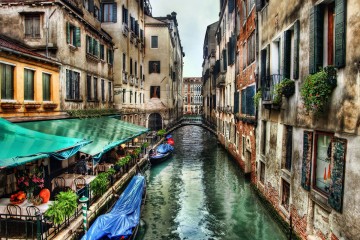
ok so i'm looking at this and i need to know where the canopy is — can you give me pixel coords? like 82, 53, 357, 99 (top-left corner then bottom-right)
18, 117, 149, 158
82, 175, 146, 240
0, 118, 90, 168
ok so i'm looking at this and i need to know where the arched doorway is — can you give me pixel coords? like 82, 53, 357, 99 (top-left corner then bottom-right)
148, 113, 162, 130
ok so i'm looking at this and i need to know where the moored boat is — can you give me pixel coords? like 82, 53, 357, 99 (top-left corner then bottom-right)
149, 143, 174, 165
81, 175, 146, 240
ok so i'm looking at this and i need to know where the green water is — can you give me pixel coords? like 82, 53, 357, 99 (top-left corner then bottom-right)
138, 126, 287, 240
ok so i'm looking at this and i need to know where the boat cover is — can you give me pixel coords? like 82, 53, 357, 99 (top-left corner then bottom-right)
156, 143, 174, 154
82, 175, 146, 240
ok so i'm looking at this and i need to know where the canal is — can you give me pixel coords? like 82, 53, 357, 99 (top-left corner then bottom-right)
137, 125, 287, 240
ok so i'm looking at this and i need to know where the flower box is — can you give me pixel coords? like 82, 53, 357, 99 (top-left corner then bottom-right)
1, 102, 22, 109
43, 103, 58, 109
24, 103, 41, 109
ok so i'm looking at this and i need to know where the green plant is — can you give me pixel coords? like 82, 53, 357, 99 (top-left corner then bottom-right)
273, 79, 295, 105
91, 173, 110, 197
142, 142, 149, 149
253, 89, 262, 107
67, 108, 118, 119
157, 129, 166, 138
300, 68, 336, 115
44, 190, 78, 225
106, 168, 116, 177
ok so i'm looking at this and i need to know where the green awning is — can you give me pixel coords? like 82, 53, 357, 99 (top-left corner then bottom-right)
0, 118, 91, 168
18, 117, 149, 156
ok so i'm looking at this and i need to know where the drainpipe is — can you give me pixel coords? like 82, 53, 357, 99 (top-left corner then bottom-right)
46, 9, 57, 58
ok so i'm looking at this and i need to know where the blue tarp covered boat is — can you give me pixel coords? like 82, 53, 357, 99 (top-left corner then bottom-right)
149, 143, 174, 164
82, 175, 146, 240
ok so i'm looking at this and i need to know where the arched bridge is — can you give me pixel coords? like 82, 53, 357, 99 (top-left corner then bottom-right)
167, 115, 216, 134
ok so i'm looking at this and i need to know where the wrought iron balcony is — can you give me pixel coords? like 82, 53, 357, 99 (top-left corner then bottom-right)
262, 74, 282, 103
122, 71, 128, 84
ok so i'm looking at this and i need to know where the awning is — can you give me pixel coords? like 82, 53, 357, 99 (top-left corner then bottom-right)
18, 116, 149, 158
0, 118, 91, 168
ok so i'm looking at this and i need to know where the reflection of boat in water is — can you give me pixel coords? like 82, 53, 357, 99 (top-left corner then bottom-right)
81, 175, 146, 240
149, 143, 174, 165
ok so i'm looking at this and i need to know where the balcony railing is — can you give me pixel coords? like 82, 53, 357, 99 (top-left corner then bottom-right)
135, 77, 139, 87
129, 75, 134, 86
140, 80, 144, 89
122, 71, 128, 84
262, 74, 282, 103
216, 72, 226, 87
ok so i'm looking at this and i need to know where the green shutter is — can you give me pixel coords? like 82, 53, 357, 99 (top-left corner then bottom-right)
112, 3, 117, 23
301, 131, 313, 191
293, 20, 300, 79
90, 37, 94, 55
66, 22, 70, 44
309, 5, 323, 74
328, 137, 346, 213
266, 44, 270, 76
283, 30, 291, 79
42, 73, 51, 101
334, 0, 346, 68
234, 91, 239, 113
246, 85, 255, 116
241, 89, 246, 114
75, 27, 81, 47
89, 0, 94, 13
94, 40, 98, 56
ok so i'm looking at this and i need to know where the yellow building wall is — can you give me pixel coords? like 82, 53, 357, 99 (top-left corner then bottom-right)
0, 54, 61, 119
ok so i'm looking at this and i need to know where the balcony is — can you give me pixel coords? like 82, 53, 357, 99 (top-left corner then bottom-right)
216, 72, 226, 88
122, 24, 129, 37
262, 74, 282, 104
135, 77, 139, 87
122, 71, 128, 84
140, 80, 144, 89
129, 75, 134, 86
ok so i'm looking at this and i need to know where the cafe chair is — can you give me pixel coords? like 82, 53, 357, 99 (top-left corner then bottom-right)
7, 204, 21, 219
74, 177, 86, 191
54, 177, 65, 189
26, 206, 40, 221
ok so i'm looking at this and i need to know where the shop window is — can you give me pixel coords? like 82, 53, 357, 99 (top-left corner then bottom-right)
0, 63, 14, 100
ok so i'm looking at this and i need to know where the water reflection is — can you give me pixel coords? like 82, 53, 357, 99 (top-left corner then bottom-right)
138, 126, 286, 240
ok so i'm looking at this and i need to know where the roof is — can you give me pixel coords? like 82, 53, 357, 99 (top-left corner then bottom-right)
0, 118, 90, 168
17, 117, 149, 157
0, 34, 60, 65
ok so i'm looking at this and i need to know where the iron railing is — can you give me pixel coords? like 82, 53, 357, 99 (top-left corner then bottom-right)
262, 74, 282, 102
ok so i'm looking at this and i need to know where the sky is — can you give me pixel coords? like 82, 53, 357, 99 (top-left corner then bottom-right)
149, 0, 219, 77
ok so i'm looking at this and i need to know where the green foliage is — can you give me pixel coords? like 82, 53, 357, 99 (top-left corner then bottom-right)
67, 108, 118, 119
273, 78, 295, 105
157, 129, 166, 138
142, 142, 149, 149
91, 172, 110, 197
300, 68, 336, 115
44, 190, 78, 225
115, 155, 131, 168
106, 167, 116, 176
253, 89, 262, 107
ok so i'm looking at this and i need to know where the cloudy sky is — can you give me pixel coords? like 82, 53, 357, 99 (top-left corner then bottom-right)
150, 0, 219, 77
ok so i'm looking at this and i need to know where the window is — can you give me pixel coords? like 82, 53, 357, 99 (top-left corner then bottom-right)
247, 32, 256, 65
66, 69, 80, 100
25, 14, 40, 38
284, 125, 293, 171
242, 43, 247, 69
94, 6, 100, 21
261, 120, 267, 155
100, 44, 105, 60
149, 61, 160, 74
0, 63, 14, 100
101, 79, 105, 102
241, 1, 247, 26
108, 82, 112, 102
259, 161, 265, 184
122, 89, 126, 103
66, 23, 81, 47
314, 132, 333, 194
86, 35, 98, 57
129, 91, 132, 103
87, 75, 92, 100
24, 69, 34, 100
42, 73, 51, 101
151, 36, 158, 48
241, 85, 255, 116
122, 53, 126, 71
107, 49, 114, 65
281, 179, 290, 211
247, 0, 255, 15
242, 136, 246, 157
135, 90, 137, 104
222, 49, 227, 71
130, 58, 133, 75
93, 77, 98, 101
122, 6, 128, 25
102, 3, 117, 23
150, 86, 160, 98
135, 61, 137, 77
140, 65, 143, 79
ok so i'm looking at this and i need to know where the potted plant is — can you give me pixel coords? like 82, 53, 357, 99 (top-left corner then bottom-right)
157, 129, 166, 138
253, 89, 262, 107
142, 142, 149, 154
280, 78, 295, 98
44, 190, 78, 225
300, 67, 336, 115
90, 172, 110, 197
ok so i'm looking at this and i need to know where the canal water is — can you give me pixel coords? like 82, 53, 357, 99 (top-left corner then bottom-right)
137, 126, 287, 240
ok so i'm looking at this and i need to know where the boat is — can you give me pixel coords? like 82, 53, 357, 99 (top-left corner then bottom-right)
149, 143, 174, 164
81, 175, 146, 240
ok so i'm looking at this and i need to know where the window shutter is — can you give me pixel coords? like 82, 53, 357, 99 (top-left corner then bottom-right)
66, 22, 70, 44
234, 91, 240, 114
112, 3, 117, 23
266, 44, 270, 76
223, 49, 227, 71
74, 73, 79, 100
293, 20, 300, 79
283, 30, 291, 79
227, 41, 231, 65
122, 5, 125, 23
328, 137, 347, 213
75, 27, 81, 47
334, 0, 346, 68
241, 89, 246, 114
228, 0, 235, 13
301, 131, 313, 191
94, 40, 98, 56
246, 85, 255, 116
99, 4, 103, 22
309, 5, 323, 74
89, 0, 94, 13
66, 69, 71, 99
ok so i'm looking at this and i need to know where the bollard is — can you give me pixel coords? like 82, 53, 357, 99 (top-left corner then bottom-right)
79, 195, 89, 233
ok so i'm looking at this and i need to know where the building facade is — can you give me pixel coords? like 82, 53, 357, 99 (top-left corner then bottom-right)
0, 0, 115, 116
183, 77, 203, 115
144, 12, 184, 130
256, 0, 360, 239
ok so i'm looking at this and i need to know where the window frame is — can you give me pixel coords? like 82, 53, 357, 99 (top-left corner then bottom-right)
0, 62, 14, 100
66, 69, 81, 101
151, 36, 158, 49
24, 68, 35, 101
42, 72, 51, 101
24, 14, 41, 38
102, 3, 114, 23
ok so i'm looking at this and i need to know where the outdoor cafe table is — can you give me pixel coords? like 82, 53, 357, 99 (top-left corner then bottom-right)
0, 198, 53, 219
51, 173, 96, 191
